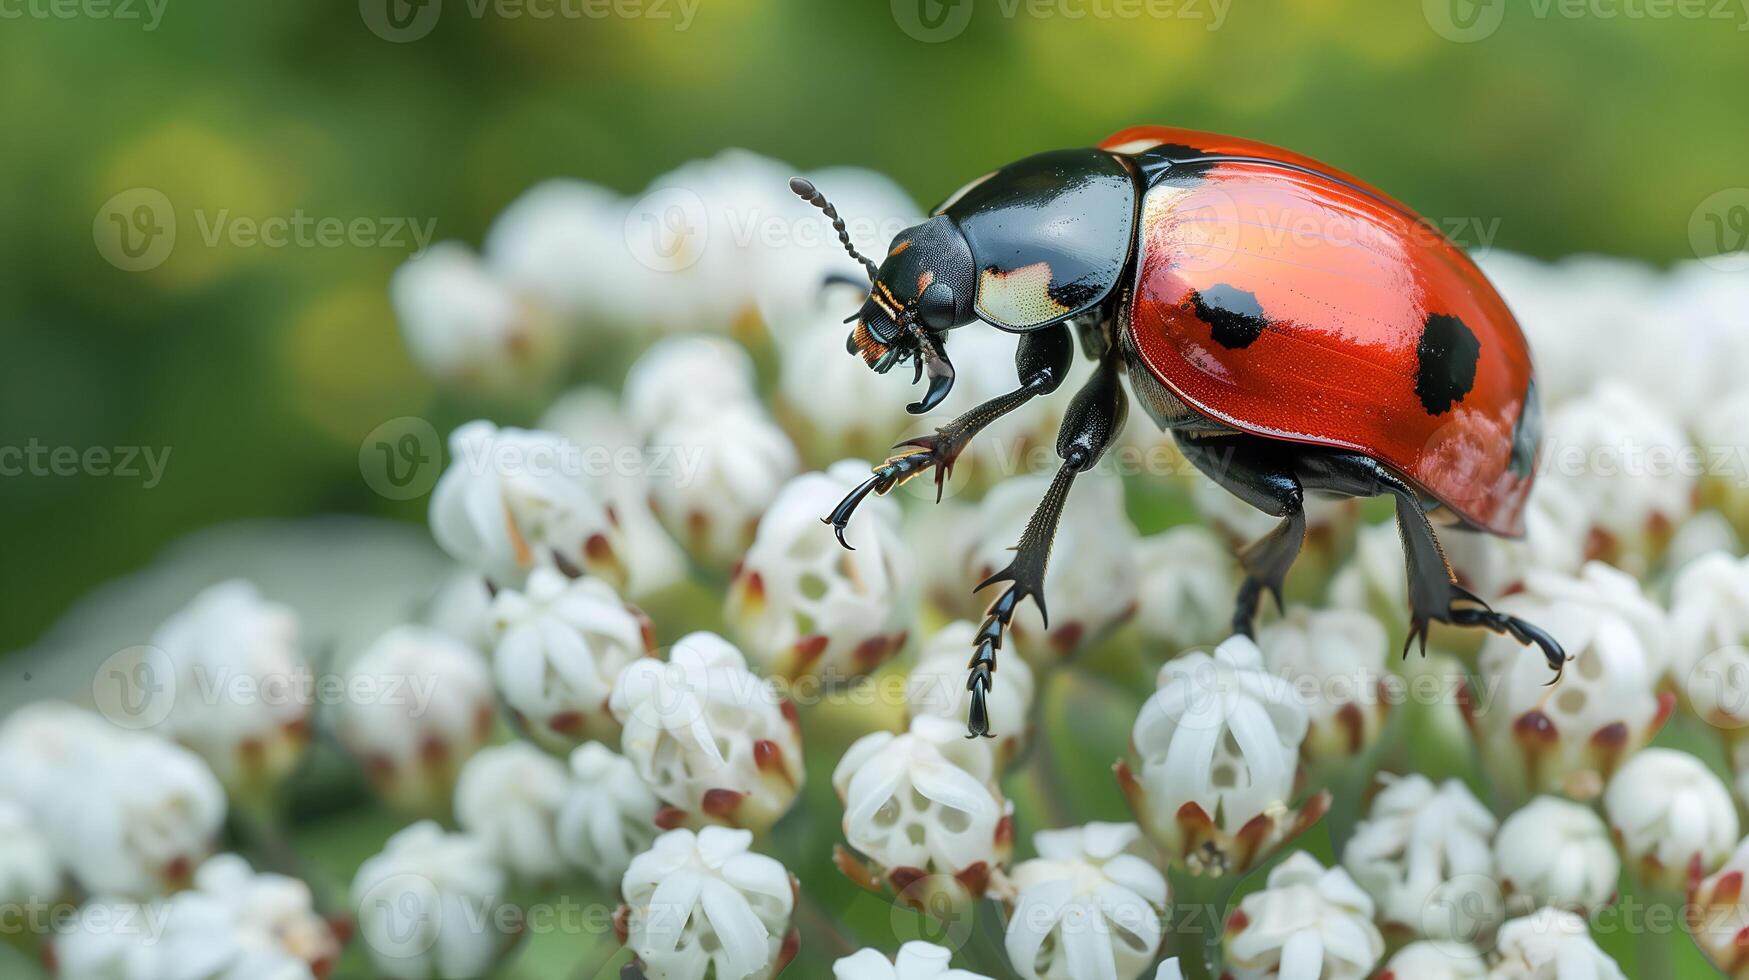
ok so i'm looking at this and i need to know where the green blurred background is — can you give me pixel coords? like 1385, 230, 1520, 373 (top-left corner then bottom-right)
3, 0, 1744, 652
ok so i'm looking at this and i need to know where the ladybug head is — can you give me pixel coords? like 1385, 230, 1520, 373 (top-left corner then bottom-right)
790, 178, 974, 414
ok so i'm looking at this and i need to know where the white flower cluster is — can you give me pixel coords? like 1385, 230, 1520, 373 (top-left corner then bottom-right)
24, 151, 1749, 980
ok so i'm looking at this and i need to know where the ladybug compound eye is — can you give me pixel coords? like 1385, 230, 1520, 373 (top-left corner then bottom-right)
916, 281, 956, 332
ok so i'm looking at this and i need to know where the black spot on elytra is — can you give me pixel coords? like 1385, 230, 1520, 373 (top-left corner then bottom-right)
1509, 378, 1541, 478
1189, 284, 1268, 349
1416, 313, 1481, 415
1048, 280, 1100, 310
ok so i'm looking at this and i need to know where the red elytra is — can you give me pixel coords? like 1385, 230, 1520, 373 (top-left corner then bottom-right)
1105, 126, 1538, 536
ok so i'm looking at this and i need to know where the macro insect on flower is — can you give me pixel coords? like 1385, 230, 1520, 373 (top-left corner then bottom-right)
797, 127, 1571, 738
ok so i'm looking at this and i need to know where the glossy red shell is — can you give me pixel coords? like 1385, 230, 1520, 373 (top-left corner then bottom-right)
1105, 126, 1538, 536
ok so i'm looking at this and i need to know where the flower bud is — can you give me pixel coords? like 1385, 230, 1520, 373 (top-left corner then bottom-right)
1003, 822, 1168, 980
556, 742, 660, 887
454, 742, 570, 884
610, 632, 803, 833
1341, 774, 1499, 942
617, 826, 798, 980
352, 822, 519, 979
1118, 636, 1322, 878
333, 625, 495, 818
1257, 606, 1390, 764
728, 462, 913, 682
1493, 795, 1617, 916
489, 566, 654, 751
1223, 851, 1383, 980
1604, 748, 1737, 891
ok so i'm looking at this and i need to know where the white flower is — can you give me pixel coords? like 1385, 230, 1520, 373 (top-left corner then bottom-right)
482, 178, 651, 330
1257, 607, 1391, 763
965, 471, 1138, 663
1131, 525, 1240, 654
538, 386, 689, 599
429, 420, 627, 588
727, 462, 913, 681
192, 854, 343, 978
453, 742, 570, 883
1223, 851, 1384, 980
832, 716, 1011, 905
0, 702, 123, 814
1470, 563, 1671, 803
332, 625, 495, 817
618, 826, 797, 980
1120, 636, 1314, 877
147, 580, 311, 799
1694, 389, 1749, 530
1489, 907, 1625, 980
1493, 796, 1617, 916
9, 706, 226, 897
906, 621, 1037, 769
621, 334, 761, 436
1440, 479, 1594, 602
1603, 747, 1737, 890
647, 403, 801, 570
1004, 822, 1168, 980
1688, 835, 1749, 976
626, 149, 796, 333
1327, 520, 1408, 628
750, 165, 920, 331
831, 941, 991, 980
556, 742, 660, 887
610, 632, 803, 833
54, 889, 314, 980
1474, 252, 1651, 411
352, 822, 517, 980
1342, 774, 1500, 941
489, 566, 653, 750
1541, 380, 1693, 574
774, 306, 917, 463
1381, 941, 1486, 980
423, 569, 496, 651
1670, 552, 1749, 732
391, 241, 558, 390
0, 800, 60, 922
1154, 960, 1183, 980
1667, 512, 1743, 577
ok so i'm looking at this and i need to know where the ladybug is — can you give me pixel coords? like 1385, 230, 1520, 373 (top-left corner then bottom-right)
790, 126, 1565, 738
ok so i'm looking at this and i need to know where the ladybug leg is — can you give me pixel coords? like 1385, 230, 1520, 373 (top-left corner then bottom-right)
967, 353, 1127, 738
1174, 433, 1307, 637
1299, 452, 1569, 679
824, 325, 1073, 548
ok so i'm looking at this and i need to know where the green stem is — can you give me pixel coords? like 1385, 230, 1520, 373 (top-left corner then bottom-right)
1168, 866, 1241, 980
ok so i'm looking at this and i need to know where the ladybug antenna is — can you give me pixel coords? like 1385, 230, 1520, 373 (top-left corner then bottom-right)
790, 177, 879, 282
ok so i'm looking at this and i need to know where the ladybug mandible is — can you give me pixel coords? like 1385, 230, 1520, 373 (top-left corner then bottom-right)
790, 127, 1566, 739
